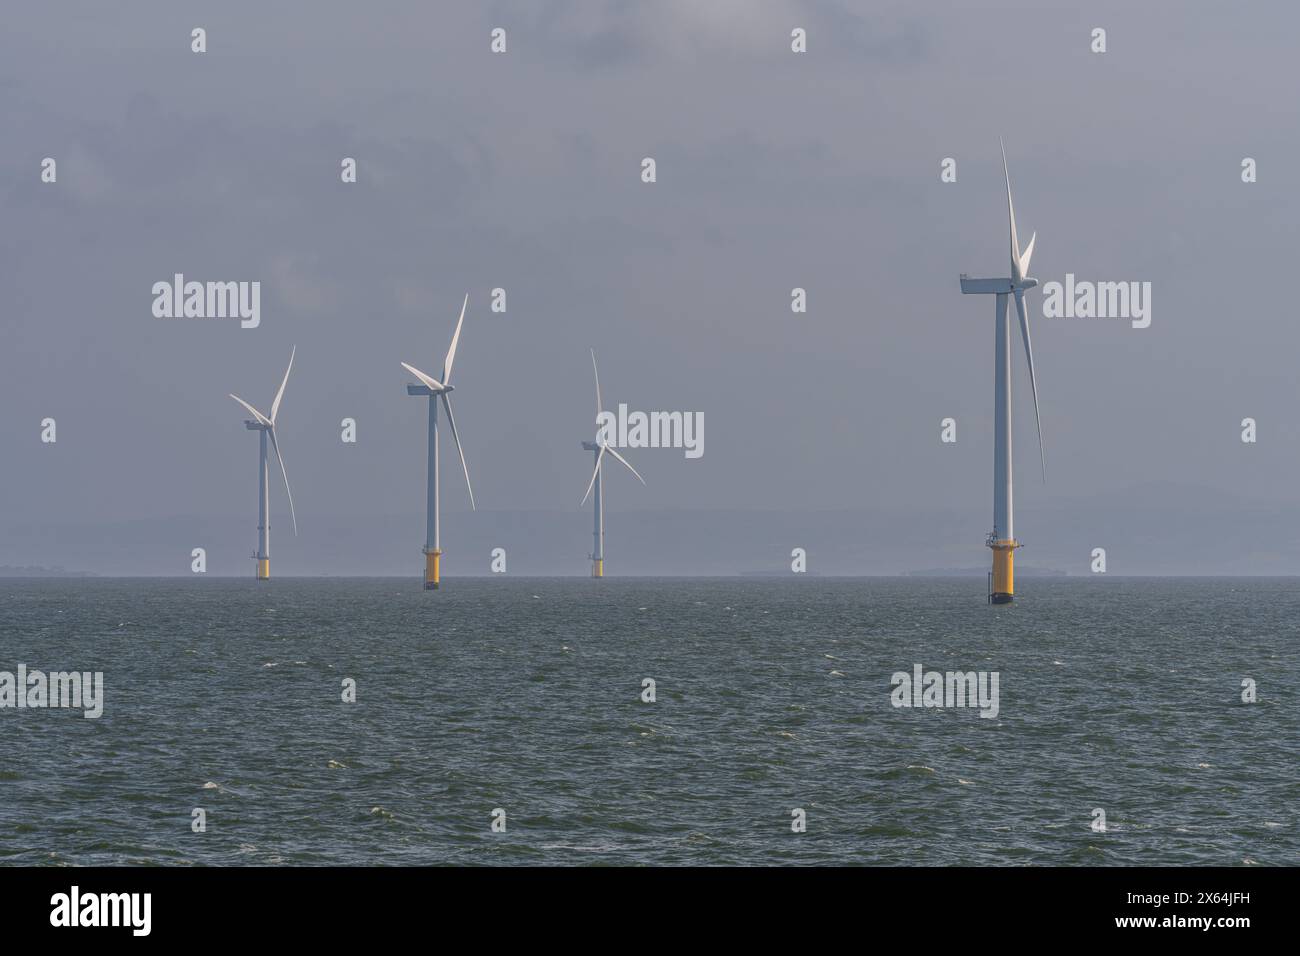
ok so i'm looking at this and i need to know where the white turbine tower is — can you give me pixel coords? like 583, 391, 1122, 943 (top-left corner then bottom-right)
581, 349, 644, 577
959, 141, 1046, 604
401, 294, 475, 589
229, 347, 298, 581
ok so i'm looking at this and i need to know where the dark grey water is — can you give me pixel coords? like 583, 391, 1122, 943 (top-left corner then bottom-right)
0, 577, 1295, 866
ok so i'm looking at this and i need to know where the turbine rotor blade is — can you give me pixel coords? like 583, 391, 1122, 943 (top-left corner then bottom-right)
1001, 138, 1023, 283
581, 446, 607, 506
1014, 290, 1046, 482
1019, 231, 1036, 279
591, 348, 603, 418
401, 362, 444, 392
230, 393, 272, 428
603, 445, 646, 485
270, 345, 295, 424
442, 294, 468, 384
440, 393, 475, 511
267, 427, 298, 535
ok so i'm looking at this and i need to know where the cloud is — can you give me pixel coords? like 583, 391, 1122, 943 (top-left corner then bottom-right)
487, 0, 927, 67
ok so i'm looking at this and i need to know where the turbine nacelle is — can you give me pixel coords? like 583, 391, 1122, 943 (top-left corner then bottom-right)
959, 275, 1037, 294
401, 363, 448, 394
404, 382, 454, 395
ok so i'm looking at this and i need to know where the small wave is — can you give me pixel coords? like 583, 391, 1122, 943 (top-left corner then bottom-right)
881, 765, 937, 780
859, 823, 916, 837
537, 842, 617, 853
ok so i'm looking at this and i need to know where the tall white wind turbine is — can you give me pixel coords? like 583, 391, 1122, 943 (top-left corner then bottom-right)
402, 295, 475, 589
229, 347, 298, 581
959, 141, 1046, 604
581, 349, 644, 577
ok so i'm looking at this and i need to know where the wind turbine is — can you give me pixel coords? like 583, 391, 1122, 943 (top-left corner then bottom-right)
229, 347, 298, 581
581, 349, 644, 577
401, 294, 475, 589
959, 141, 1046, 604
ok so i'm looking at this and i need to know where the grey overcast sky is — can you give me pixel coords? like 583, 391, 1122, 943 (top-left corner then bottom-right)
3, 1, 1299, 574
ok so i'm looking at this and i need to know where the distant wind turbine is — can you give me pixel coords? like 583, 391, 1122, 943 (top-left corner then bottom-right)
401, 295, 475, 589
959, 140, 1046, 604
581, 349, 644, 577
229, 347, 298, 581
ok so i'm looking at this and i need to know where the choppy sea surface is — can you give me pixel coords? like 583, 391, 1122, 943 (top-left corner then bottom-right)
0, 577, 1295, 866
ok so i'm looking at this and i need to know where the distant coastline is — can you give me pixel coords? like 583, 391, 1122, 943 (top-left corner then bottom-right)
903, 567, 1068, 578
0, 565, 97, 578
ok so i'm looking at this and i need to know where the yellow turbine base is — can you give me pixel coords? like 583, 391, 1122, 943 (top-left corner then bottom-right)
592, 559, 603, 578
257, 559, 270, 581
424, 550, 441, 590
990, 539, 1016, 603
